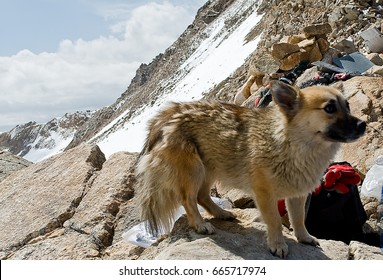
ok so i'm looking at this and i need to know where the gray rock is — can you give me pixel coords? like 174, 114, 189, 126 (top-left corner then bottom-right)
271, 43, 300, 60
366, 53, 383, 66
335, 76, 383, 171
7, 229, 100, 260
333, 39, 357, 54
64, 152, 137, 248
328, 8, 344, 29
0, 151, 32, 182
344, 5, 360, 21
0, 144, 106, 259
217, 187, 255, 208
139, 209, 350, 260
303, 23, 332, 37
1, 149, 139, 260
349, 241, 383, 260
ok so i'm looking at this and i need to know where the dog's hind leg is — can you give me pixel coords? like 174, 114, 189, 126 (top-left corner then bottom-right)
286, 196, 319, 246
181, 193, 216, 234
197, 180, 236, 220
174, 150, 216, 235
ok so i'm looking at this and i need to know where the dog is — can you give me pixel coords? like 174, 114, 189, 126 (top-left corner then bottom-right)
135, 81, 366, 258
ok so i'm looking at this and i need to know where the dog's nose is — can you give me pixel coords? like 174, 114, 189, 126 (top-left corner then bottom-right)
357, 120, 366, 135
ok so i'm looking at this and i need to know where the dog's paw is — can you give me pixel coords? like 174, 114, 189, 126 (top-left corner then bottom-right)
195, 222, 215, 235
297, 234, 320, 246
268, 240, 289, 259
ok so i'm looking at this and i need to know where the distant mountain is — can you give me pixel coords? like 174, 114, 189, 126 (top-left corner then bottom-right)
0, 111, 93, 162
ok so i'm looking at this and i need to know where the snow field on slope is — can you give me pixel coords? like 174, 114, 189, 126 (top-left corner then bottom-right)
96, 0, 263, 158
23, 130, 75, 162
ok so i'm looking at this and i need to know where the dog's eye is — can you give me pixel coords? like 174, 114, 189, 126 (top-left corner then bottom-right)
324, 103, 337, 114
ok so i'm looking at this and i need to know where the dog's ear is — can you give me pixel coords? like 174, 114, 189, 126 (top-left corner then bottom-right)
270, 81, 300, 118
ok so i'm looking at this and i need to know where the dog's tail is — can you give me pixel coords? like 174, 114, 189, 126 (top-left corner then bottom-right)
135, 153, 180, 236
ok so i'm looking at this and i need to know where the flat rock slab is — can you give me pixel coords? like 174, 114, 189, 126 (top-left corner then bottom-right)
138, 209, 350, 260
7, 228, 100, 260
0, 151, 32, 182
0, 144, 105, 258
349, 241, 383, 260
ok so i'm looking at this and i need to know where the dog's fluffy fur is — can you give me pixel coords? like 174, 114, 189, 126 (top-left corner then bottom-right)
135, 81, 366, 258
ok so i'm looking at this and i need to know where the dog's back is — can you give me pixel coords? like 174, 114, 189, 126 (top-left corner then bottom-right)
136, 101, 258, 234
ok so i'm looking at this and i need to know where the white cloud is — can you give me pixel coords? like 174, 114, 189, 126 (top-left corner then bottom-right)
120, 2, 191, 57
0, 1, 202, 132
0, 46, 139, 131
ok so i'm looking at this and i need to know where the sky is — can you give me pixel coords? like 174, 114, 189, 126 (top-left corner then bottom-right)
0, 0, 207, 132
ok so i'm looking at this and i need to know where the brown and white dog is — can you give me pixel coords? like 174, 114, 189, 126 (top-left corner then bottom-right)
135, 81, 366, 258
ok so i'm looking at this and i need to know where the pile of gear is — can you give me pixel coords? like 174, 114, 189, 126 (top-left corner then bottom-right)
234, 23, 383, 107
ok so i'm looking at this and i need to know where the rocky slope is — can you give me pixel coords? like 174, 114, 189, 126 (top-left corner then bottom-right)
0, 143, 382, 260
1, 0, 383, 260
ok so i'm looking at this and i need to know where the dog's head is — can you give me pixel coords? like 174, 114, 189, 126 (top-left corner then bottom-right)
270, 81, 366, 143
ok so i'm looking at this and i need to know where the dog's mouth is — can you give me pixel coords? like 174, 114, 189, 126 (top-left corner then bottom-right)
323, 118, 366, 143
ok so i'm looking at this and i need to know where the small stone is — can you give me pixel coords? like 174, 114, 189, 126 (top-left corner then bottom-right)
279, 52, 302, 71
366, 53, 383, 66
303, 23, 332, 37
271, 43, 300, 60
344, 5, 360, 21
317, 38, 330, 54
308, 43, 323, 62
297, 37, 316, 48
333, 39, 357, 54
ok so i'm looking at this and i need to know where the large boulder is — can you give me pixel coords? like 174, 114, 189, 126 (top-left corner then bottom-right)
0, 144, 139, 259
0, 144, 106, 259
335, 76, 383, 171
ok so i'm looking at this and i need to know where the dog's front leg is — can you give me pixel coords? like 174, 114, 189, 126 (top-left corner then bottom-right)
251, 171, 288, 258
255, 191, 288, 258
286, 196, 319, 246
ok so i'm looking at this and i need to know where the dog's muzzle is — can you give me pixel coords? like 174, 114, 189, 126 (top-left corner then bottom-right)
325, 117, 366, 143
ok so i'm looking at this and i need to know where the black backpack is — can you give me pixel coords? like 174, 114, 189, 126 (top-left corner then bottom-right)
305, 162, 369, 244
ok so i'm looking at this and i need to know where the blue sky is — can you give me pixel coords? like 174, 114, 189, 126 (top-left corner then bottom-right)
0, 0, 108, 56
0, 0, 206, 132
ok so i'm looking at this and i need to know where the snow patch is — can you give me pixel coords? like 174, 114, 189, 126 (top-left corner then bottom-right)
23, 131, 74, 162
96, 0, 263, 158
